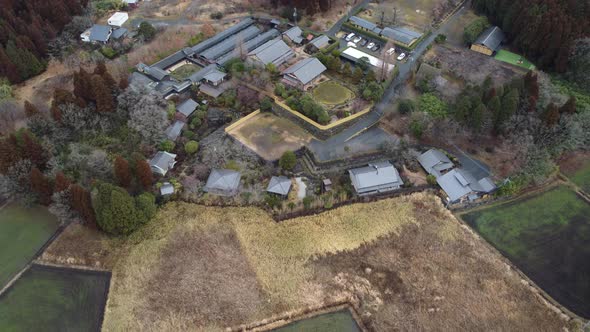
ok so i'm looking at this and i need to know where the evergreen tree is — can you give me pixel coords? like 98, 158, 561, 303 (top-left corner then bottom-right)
543, 102, 560, 126
54, 171, 72, 192
470, 103, 486, 132
135, 158, 153, 190
352, 67, 363, 83
73, 67, 94, 102
70, 184, 95, 224
30, 167, 53, 205
0, 136, 22, 173
92, 75, 114, 113
22, 132, 48, 170
114, 155, 131, 188
559, 96, 576, 114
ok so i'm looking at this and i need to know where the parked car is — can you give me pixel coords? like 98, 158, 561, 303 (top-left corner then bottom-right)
347, 42, 357, 48
353, 36, 362, 43
386, 47, 395, 56
345, 33, 355, 41
366, 42, 375, 49
371, 44, 381, 52
359, 39, 368, 46
397, 52, 406, 61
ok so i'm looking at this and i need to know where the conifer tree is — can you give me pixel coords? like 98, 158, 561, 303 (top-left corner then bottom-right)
30, 167, 53, 205
114, 155, 132, 188
135, 158, 153, 190
54, 171, 72, 192
70, 184, 95, 225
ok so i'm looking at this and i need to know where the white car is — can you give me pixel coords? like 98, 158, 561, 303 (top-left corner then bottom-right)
386, 47, 395, 56
345, 33, 355, 41
347, 42, 357, 48
397, 52, 406, 61
366, 42, 375, 49
353, 36, 362, 43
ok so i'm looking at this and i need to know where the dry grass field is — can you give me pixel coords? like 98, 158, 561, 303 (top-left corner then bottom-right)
101, 193, 576, 331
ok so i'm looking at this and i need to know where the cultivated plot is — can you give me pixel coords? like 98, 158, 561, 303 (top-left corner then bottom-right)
0, 206, 60, 288
462, 186, 590, 318
0, 264, 111, 331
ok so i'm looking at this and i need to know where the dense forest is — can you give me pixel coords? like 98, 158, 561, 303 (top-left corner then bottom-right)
472, 0, 590, 72
271, 0, 336, 17
0, 0, 89, 84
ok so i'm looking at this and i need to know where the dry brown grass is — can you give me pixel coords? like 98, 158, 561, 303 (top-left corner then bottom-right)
101, 193, 576, 331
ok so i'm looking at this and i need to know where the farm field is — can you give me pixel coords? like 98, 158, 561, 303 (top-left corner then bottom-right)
494, 50, 536, 70
313, 81, 354, 105
226, 112, 312, 161
102, 193, 573, 331
0, 206, 60, 288
0, 264, 110, 331
272, 309, 360, 331
462, 186, 590, 318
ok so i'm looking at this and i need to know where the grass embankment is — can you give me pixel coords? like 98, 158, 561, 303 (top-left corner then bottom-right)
0, 265, 110, 331
103, 193, 576, 331
313, 81, 354, 106
462, 186, 590, 318
0, 206, 60, 288
494, 50, 535, 70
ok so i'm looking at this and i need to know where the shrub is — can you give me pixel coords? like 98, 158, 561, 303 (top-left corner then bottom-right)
435, 34, 447, 44
210, 12, 223, 19
264, 194, 282, 209
184, 140, 199, 154
274, 83, 286, 96
410, 119, 424, 138
260, 97, 273, 112
159, 140, 175, 152
190, 117, 202, 129
302, 196, 313, 209
279, 151, 297, 171
100, 47, 117, 59
137, 22, 156, 41
463, 17, 490, 45
426, 174, 437, 185
182, 130, 195, 139
398, 99, 415, 114
419, 93, 447, 118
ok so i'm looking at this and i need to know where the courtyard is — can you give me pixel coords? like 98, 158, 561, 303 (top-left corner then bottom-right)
313, 80, 355, 106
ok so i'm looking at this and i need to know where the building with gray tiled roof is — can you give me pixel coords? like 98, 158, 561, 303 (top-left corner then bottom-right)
281, 57, 326, 90
248, 39, 295, 66
349, 161, 403, 196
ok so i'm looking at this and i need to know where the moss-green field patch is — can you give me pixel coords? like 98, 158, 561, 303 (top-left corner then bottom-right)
313, 81, 354, 105
564, 162, 590, 193
0, 264, 110, 331
462, 186, 590, 318
0, 206, 60, 288
494, 50, 535, 70
169, 63, 202, 81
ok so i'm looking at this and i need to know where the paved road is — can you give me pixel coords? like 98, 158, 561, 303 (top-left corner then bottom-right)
309, 6, 469, 162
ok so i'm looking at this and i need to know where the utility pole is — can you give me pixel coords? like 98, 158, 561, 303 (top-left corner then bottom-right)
393, 7, 397, 25
293, 7, 298, 26
380, 11, 385, 26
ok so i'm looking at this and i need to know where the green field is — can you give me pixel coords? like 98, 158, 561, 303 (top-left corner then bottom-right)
0, 206, 60, 288
313, 81, 354, 105
0, 265, 110, 331
565, 163, 590, 193
494, 50, 536, 70
462, 186, 590, 318
169, 63, 202, 80
273, 309, 360, 332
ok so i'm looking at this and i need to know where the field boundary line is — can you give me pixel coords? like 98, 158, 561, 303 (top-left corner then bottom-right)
32, 260, 111, 273
225, 109, 261, 133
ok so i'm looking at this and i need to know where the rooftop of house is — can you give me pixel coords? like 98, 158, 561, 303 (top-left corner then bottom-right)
266, 176, 292, 196
310, 35, 330, 49
340, 47, 394, 71
165, 121, 185, 141
381, 26, 422, 45
474, 26, 505, 51
437, 169, 496, 202
149, 151, 177, 174
349, 16, 377, 31
417, 149, 454, 177
248, 38, 294, 66
111, 28, 128, 39
284, 26, 303, 44
177, 99, 198, 117
89, 25, 112, 42
349, 161, 403, 194
160, 182, 175, 196
203, 69, 227, 83
204, 169, 241, 196
282, 57, 326, 85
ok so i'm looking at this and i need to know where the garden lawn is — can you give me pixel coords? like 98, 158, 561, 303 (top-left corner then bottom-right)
0, 264, 110, 331
169, 63, 202, 81
462, 186, 590, 318
494, 50, 536, 70
313, 81, 354, 105
0, 205, 60, 288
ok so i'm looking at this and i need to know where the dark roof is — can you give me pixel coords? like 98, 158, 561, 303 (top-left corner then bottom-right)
188, 63, 220, 83
149, 151, 177, 175
177, 99, 198, 117
310, 35, 330, 49
284, 26, 303, 44
348, 161, 403, 194
381, 26, 422, 45
204, 169, 241, 196
437, 169, 496, 202
165, 121, 185, 140
248, 38, 294, 66
270, 19, 281, 26
145, 66, 169, 81
111, 28, 128, 39
216, 29, 281, 65
349, 16, 377, 30
266, 176, 292, 195
151, 50, 189, 70
474, 26, 504, 51
199, 25, 261, 60
89, 25, 111, 42
417, 149, 454, 177
190, 17, 255, 54
282, 57, 326, 85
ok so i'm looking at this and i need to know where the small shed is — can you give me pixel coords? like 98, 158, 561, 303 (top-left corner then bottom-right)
471, 26, 505, 56
322, 178, 332, 192
204, 169, 241, 196
107, 12, 129, 27
160, 182, 175, 196
266, 176, 292, 196
176, 99, 198, 119
149, 151, 177, 176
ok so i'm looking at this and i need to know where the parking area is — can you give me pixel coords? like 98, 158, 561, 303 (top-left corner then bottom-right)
337, 30, 412, 66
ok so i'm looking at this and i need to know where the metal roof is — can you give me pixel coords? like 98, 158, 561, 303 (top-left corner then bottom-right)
474, 26, 504, 51
437, 169, 496, 202
190, 17, 255, 54
160, 182, 175, 195
89, 25, 111, 42
266, 176, 292, 195
204, 169, 241, 196
199, 25, 261, 60
340, 47, 394, 71
165, 121, 185, 140
349, 16, 377, 31
417, 149, 454, 177
149, 151, 177, 175
151, 50, 187, 70
248, 39, 294, 66
188, 64, 219, 83
284, 26, 303, 44
203, 69, 227, 83
282, 57, 326, 85
177, 98, 198, 117
348, 161, 403, 194
381, 26, 422, 45
112, 28, 127, 39
216, 29, 281, 65
310, 35, 330, 49
143, 66, 169, 81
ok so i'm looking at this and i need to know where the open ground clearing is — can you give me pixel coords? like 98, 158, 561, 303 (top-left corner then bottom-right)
102, 193, 573, 331
360, 0, 444, 31
0, 206, 60, 288
495, 50, 536, 70
313, 81, 355, 106
227, 112, 313, 161
461, 185, 590, 318
0, 264, 110, 331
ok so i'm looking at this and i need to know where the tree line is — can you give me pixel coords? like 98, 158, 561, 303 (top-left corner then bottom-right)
0, 0, 89, 83
472, 0, 590, 72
